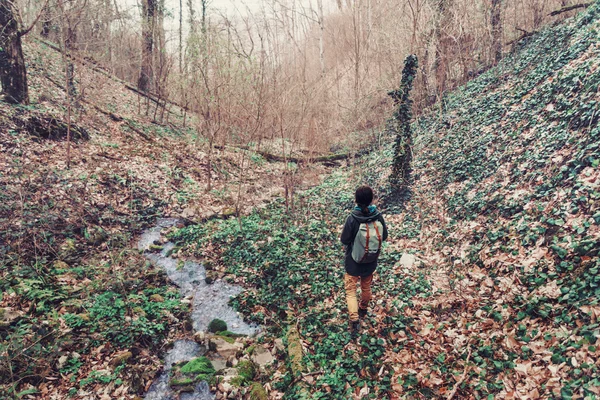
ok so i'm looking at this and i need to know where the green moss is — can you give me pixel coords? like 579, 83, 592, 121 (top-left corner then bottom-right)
169, 377, 194, 386
245, 345, 256, 355
208, 318, 227, 333
236, 360, 256, 381
216, 334, 235, 344
180, 357, 215, 375
149, 244, 163, 252
230, 376, 246, 387
218, 330, 244, 338
249, 382, 268, 400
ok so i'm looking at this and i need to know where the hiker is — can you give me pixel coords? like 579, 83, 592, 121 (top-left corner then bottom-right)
340, 185, 388, 334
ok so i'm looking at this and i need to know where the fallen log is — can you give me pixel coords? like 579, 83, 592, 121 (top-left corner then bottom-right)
549, 2, 592, 16
43, 73, 154, 142
35, 38, 189, 114
214, 144, 354, 164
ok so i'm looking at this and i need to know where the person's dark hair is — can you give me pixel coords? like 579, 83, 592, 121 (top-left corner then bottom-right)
355, 186, 374, 213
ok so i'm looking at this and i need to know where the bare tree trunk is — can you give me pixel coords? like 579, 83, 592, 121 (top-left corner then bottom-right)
0, 1, 29, 104
40, 2, 53, 38
179, 0, 183, 74
138, 0, 155, 93
317, 0, 325, 77
433, 0, 451, 100
491, 0, 503, 64
65, 26, 77, 98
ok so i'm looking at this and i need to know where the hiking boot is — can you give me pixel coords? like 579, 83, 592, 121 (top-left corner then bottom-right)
349, 320, 360, 335
358, 308, 368, 318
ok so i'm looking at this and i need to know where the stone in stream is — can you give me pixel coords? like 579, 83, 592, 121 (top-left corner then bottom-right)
207, 319, 227, 333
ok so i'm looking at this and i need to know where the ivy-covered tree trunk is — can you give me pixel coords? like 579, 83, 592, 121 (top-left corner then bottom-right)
389, 54, 418, 194
0, 1, 29, 104
491, 0, 504, 64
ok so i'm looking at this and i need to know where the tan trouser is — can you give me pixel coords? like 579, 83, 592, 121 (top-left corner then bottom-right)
344, 273, 373, 321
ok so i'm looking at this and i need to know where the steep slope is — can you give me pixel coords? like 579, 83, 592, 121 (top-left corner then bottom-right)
381, 3, 600, 398
168, 4, 600, 400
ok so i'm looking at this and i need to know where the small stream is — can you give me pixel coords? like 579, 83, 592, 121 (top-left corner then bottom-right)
139, 218, 258, 400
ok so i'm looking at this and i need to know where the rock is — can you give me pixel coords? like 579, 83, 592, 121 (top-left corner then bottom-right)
205, 271, 217, 284
149, 294, 164, 302
53, 260, 69, 270
58, 354, 69, 370
209, 337, 241, 359
274, 338, 285, 353
194, 331, 206, 344
210, 356, 227, 372
221, 208, 236, 219
219, 382, 233, 393
249, 382, 268, 400
182, 207, 197, 219
85, 226, 108, 245
228, 388, 239, 399
169, 356, 215, 393
399, 253, 417, 268
149, 244, 164, 252
110, 351, 132, 366
236, 360, 256, 381
251, 346, 275, 368
0, 308, 24, 328
208, 318, 228, 333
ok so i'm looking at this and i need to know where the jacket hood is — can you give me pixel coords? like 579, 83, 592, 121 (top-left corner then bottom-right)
351, 206, 381, 222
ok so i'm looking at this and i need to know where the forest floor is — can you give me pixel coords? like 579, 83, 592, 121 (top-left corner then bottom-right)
2, 3, 600, 400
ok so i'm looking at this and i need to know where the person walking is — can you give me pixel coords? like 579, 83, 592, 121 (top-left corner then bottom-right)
340, 185, 388, 335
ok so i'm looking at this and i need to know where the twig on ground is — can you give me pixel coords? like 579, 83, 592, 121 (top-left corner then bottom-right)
447, 349, 472, 400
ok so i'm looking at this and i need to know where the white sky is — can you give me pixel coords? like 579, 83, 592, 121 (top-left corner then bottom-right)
116, 0, 338, 51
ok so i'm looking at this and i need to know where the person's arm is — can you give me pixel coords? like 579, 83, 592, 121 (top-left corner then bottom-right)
340, 215, 356, 246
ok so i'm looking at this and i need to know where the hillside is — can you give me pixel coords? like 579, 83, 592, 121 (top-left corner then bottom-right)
168, 4, 600, 399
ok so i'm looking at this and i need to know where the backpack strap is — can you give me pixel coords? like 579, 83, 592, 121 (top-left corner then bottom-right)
373, 221, 382, 247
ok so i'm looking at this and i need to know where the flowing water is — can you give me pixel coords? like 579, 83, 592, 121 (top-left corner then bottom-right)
139, 218, 258, 399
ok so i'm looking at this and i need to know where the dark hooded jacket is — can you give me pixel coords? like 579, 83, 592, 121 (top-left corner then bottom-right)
340, 206, 388, 277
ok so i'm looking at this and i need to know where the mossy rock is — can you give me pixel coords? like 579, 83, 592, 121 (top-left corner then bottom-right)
208, 318, 227, 333
180, 357, 215, 375
216, 334, 235, 344
169, 357, 215, 391
149, 244, 164, 252
169, 377, 194, 387
222, 208, 237, 218
218, 330, 245, 338
249, 382, 268, 400
230, 376, 246, 387
236, 360, 256, 381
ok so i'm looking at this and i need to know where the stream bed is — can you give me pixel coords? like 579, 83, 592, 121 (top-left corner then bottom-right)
139, 218, 258, 400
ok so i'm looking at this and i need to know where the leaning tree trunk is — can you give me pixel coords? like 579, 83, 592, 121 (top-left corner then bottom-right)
490, 0, 503, 64
0, 2, 29, 104
138, 0, 155, 93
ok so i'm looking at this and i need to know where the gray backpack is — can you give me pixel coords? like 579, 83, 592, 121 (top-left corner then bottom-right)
351, 219, 384, 263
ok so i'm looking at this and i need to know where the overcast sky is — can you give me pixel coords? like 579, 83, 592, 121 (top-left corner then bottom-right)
115, 0, 337, 50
